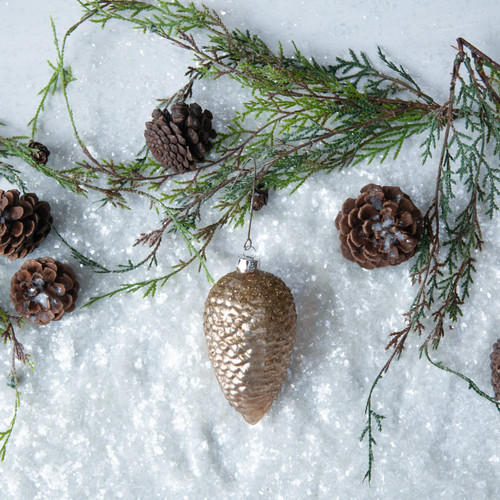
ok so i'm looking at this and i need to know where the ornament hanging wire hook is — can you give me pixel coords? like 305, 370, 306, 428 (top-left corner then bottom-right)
242, 156, 258, 258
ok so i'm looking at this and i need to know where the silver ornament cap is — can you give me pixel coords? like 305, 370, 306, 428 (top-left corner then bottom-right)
236, 256, 259, 273
203, 259, 297, 424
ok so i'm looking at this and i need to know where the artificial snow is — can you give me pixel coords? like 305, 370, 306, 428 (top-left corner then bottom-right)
1, 0, 500, 499
31, 291, 49, 310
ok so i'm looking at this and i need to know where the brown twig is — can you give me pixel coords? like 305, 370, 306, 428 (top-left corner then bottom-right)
1, 314, 28, 387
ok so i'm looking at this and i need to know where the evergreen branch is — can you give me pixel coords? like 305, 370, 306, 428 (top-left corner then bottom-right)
51, 225, 149, 274
360, 368, 385, 483
0, 386, 20, 463
0, 308, 28, 463
0, 160, 28, 192
422, 344, 500, 410
85, 212, 219, 306
0, 134, 92, 193
84, 254, 194, 305
16, 3, 500, 480
17, 0, 447, 303
363, 40, 500, 480
0, 132, 132, 204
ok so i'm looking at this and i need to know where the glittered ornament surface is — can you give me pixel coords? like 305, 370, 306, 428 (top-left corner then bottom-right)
203, 265, 297, 424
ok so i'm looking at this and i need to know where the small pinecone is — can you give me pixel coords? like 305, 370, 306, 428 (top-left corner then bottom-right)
0, 189, 53, 261
250, 184, 269, 211
10, 258, 79, 325
334, 183, 423, 269
144, 103, 217, 173
28, 141, 50, 165
490, 339, 500, 400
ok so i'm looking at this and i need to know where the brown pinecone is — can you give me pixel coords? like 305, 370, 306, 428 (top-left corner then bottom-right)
490, 339, 500, 400
28, 141, 50, 165
334, 183, 423, 269
144, 103, 217, 173
250, 184, 269, 211
10, 258, 79, 325
0, 189, 52, 261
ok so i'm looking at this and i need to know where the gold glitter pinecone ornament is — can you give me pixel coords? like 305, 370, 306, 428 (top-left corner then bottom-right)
335, 183, 423, 269
144, 103, 217, 173
203, 257, 297, 424
490, 339, 500, 400
10, 257, 79, 325
0, 189, 52, 261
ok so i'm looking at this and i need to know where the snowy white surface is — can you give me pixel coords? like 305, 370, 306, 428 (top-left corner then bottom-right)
1, 0, 500, 498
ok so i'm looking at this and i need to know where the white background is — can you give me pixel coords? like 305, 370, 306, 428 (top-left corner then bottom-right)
1, 0, 500, 498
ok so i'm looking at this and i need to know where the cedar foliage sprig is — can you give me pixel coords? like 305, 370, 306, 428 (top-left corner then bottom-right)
0, 132, 101, 194
35, 0, 452, 302
0, 308, 30, 463
361, 39, 500, 482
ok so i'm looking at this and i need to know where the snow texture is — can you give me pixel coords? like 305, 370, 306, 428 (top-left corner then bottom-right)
1, 0, 500, 498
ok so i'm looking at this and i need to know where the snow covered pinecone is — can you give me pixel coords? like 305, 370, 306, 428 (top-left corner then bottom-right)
490, 339, 500, 400
335, 183, 423, 269
28, 140, 50, 165
144, 103, 217, 173
0, 189, 52, 261
10, 258, 79, 325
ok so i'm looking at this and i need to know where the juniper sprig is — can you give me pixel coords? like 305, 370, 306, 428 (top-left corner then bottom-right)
0, 309, 29, 463
361, 38, 500, 482
29, 0, 454, 302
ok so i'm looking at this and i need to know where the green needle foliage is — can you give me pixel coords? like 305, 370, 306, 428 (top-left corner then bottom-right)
1, 0, 499, 481
0, 309, 29, 463
30, 0, 449, 300
0, 130, 105, 196
361, 39, 500, 482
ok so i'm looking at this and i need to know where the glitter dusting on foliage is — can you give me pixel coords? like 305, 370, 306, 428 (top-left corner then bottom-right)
335, 184, 423, 269
10, 257, 80, 325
